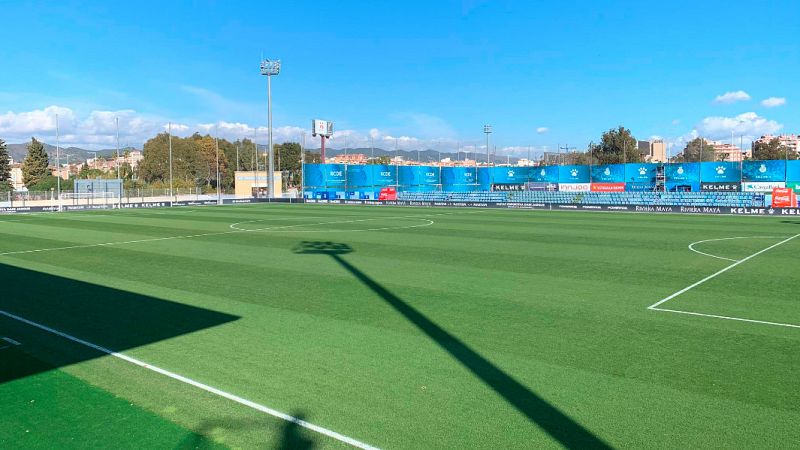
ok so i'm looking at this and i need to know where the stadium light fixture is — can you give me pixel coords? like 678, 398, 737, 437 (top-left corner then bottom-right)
260, 58, 281, 198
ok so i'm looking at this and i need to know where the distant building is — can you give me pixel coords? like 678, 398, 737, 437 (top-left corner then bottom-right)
10, 163, 24, 191
706, 139, 750, 162
516, 158, 535, 167
327, 153, 367, 164
637, 140, 667, 163
752, 134, 800, 155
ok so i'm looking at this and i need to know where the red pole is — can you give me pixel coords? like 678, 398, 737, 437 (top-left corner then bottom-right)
321, 136, 326, 162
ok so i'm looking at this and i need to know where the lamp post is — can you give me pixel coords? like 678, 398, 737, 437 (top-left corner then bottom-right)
168, 122, 174, 206
56, 114, 61, 211
483, 125, 492, 167
260, 58, 281, 198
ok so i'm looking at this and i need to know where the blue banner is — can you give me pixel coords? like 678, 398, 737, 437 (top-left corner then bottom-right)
700, 162, 741, 182
477, 167, 491, 189
372, 165, 397, 186
742, 160, 786, 182
665, 163, 700, 183
421, 166, 440, 185
559, 165, 590, 183
303, 164, 326, 187
490, 166, 529, 184
788, 160, 800, 182
325, 164, 346, 186
346, 164, 372, 187
591, 164, 625, 183
624, 163, 659, 183
441, 167, 476, 186
531, 165, 559, 182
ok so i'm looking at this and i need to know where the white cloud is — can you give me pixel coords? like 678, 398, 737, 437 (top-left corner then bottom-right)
695, 112, 782, 140
713, 90, 751, 104
536, 127, 549, 134
761, 97, 786, 108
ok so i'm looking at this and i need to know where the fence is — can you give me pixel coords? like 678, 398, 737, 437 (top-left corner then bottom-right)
0, 187, 239, 208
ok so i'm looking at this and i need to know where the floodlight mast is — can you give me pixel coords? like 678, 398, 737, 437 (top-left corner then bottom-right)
260, 58, 280, 198
483, 125, 492, 167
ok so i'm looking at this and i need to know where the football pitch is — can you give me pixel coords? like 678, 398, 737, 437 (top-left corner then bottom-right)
1, 204, 798, 449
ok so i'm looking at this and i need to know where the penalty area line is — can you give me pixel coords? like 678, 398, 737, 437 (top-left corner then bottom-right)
0, 309, 379, 450
648, 233, 800, 329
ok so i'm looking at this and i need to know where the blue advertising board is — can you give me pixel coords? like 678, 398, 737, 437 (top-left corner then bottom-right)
345, 164, 372, 187
666, 181, 700, 192
303, 164, 326, 187
399, 166, 440, 186
530, 165, 559, 182
441, 167, 476, 186
372, 165, 397, 186
624, 163, 659, 183
700, 162, 741, 182
490, 166, 529, 184
325, 164, 346, 187
625, 182, 656, 192
591, 164, 625, 183
477, 167, 491, 189
665, 162, 700, 183
559, 165, 590, 183
788, 160, 800, 182
742, 160, 786, 182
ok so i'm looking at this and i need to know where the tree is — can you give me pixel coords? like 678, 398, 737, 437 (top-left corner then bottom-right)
367, 155, 390, 165
592, 126, 640, 164
0, 139, 11, 191
752, 138, 798, 160
680, 138, 717, 163
305, 151, 322, 164
22, 137, 50, 188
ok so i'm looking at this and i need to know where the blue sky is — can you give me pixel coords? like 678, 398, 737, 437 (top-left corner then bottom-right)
1, 0, 798, 155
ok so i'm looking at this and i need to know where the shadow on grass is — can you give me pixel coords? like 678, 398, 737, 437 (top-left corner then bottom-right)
0, 261, 239, 384
176, 412, 316, 450
293, 241, 611, 449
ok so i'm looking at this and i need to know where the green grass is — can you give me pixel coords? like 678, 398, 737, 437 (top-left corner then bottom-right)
1, 204, 798, 449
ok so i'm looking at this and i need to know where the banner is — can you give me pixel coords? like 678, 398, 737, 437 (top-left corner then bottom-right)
742, 160, 786, 182
626, 182, 656, 192
591, 164, 625, 183
559, 183, 591, 192
700, 162, 741, 182
478, 167, 492, 190
591, 183, 625, 192
303, 164, 326, 187
397, 166, 440, 186
789, 181, 800, 193
772, 188, 797, 207
531, 166, 559, 182
624, 163, 659, 183
787, 161, 800, 182
492, 184, 525, 191
491, 166, 530, 184
559, 165, 590, 183
742, 181, 785, 192
665, 163, 700, 183
346, 164, 372, 187
526, 182, 559, 191
441, 167, 476, 187
701, 182, 741, 192
372, 165, 397, 186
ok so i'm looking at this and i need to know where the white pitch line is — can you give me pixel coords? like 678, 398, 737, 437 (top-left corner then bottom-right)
687, 236, 784, 262
649, 307, 800, 329
649, 233, 800, 329
0, 309, 378, 450
0, 211, 465, 257
2, 337, 21, 346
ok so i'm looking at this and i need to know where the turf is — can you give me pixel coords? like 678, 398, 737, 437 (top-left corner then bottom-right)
0, 204, 798, 449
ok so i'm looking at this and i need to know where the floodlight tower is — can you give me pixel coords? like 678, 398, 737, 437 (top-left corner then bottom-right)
483, 124, 492, 167
260, 58, 281, 197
